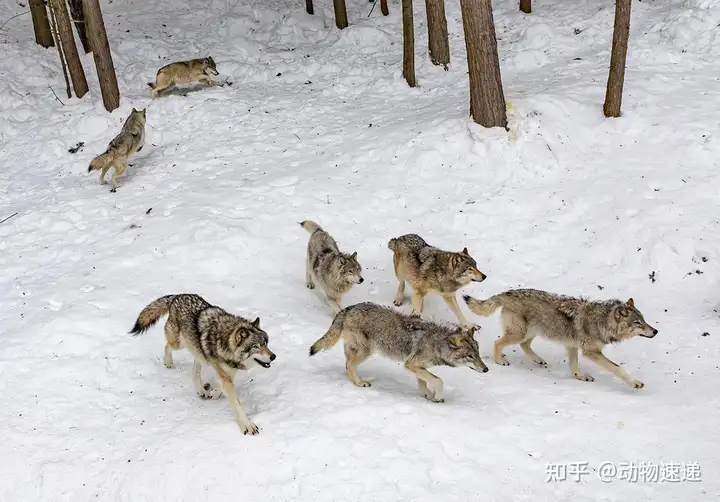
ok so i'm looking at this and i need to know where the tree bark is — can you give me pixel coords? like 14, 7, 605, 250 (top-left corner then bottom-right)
603, 0, 631, 118
425, 0, 450, 69
50, 0, 88, 98
29, 0, 54, 48
333, 0, 348, 29
83, 0, 120, 112
68, 0, 91, 53
402, 0, 416, 87
381, 0, 389, 16
520, 0, 531, 14
460, 0, 507, 128
306, 0, 313, 15
48, 2, 71, 98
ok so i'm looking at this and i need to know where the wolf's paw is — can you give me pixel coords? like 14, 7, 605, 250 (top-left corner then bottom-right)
494, 355, 510, 366
354, 380, 371, 388
393, 295, 404, 307
163, 360, 174, 369
533, 357, 548, 367
423, 393, 444, 403
631, 380, 645, 389
198, 383, 223, 399
306, 282, 315, 289
575, 373, 594, 382
110, 188, 117, 193
242, 422, 260, 435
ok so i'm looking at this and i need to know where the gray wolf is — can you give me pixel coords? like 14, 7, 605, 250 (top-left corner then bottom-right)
463, 289, 658, 388
88, 108, 146, 192
388, 234, 486, 327
300, 220, 363, 314
309, 302, 488, 402
130, 293, 276, 434
147, 57, 220, 97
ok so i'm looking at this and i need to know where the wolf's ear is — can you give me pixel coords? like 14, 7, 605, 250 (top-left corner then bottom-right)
132, 108, 138, 112
466, 326, 477, 337
350, 251, 357, 260
615, 305, 629, 319
461, 247, 469, 255
449, 334, 464, 347
626, 298, 634, 308
252, 317, 260, 328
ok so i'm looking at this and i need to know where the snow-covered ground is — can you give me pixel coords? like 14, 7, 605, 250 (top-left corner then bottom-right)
1, 0, 718, 500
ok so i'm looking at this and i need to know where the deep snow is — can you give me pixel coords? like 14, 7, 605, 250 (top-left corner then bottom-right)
0, 0, 718, 500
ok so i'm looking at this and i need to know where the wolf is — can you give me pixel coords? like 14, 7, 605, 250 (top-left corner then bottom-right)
300, 220, 364, 314
463, 289, 658, 389
309, 302, 488, 402
129, 293, 276, 434
147, 57, 220, 97
88, 108, 146, 192
388, 234, 486, 327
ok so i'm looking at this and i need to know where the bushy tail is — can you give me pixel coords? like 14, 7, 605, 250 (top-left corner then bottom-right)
463, 294, 502, 317
147, 82, 156, 89
309, 310, 346, 356
300, 220, 323, 234
88, 151, 112, 172
129, 295, 175, 335
387, 237, 398, 251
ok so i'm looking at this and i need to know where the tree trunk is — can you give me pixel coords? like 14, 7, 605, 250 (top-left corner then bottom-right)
68, 0, 91, 53
333, 0, 348, 29
460, 0, 507, 128
402, 0, 416, 87
48, 2, 71, 98
83, 0, 120, 112
425, 0, 450, 69
603, 0, 631, 118
50, 0, 88, 98
29, 0, 54, 48
306, 0, 313, 15
520, 0, 531, 14
381, 0, 389, 16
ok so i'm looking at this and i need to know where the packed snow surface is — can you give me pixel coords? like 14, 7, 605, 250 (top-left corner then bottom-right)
0, 0, 718, 500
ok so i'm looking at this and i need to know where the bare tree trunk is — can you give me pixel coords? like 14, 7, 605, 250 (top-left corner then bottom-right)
68, 0, 91, 53
83, 0, 120, 112
520, 0, 531, 14
381, 0, 389, 16
460, 0, 507, 128
333, 0, 348, 29
604, 0, 631, 118
29, 0, 54, 48
50, 0, 88, 98
425, 0, 450, 69
402, 0, 416, 87
306, 0, 313, 15
48, 3, 71, 98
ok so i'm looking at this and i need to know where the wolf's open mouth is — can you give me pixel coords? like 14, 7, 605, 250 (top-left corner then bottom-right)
255, 358, 271, 368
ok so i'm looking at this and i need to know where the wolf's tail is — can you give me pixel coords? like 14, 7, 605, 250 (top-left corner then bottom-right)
129, 295, 175, 335
309, 310, 346, 356
88, 151, 112, 172
463, 294, 503, 317
147, 82, 156, 89
299, 220, 323, 234
387, 237, 398, 251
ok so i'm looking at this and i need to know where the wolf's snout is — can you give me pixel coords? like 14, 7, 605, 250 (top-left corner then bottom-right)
269, 353, 276, 361
359, 277, 365, 284
482, 366, 489, 373
652, 329, 658, 335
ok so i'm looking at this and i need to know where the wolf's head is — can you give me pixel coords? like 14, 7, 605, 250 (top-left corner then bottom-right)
204, 56, 219, 76
233, 317, 276, 369
339, 251, 364, 285
131, 108, 147, 124
442, 327, 488, 373
611, 298, 658, 341
449, 248, 487, 285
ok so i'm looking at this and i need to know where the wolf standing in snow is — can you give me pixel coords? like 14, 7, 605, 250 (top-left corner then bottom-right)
130, 293, 276, 435
309, 302, 488, 402
464, 289, 658, 389
388, 234, 486, 327
147, 57, 220, 97
88, 108, 146, 192
300, 220, 364, 314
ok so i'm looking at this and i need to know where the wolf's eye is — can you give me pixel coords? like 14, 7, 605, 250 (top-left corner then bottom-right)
633, 321, 642, 326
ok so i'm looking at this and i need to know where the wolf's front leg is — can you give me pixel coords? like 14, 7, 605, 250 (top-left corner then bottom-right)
326, 294, 342, 314
583, 349, 643, 389
193, 361, 222, 399
407, 365, 444, 402
214, 366, 260, 434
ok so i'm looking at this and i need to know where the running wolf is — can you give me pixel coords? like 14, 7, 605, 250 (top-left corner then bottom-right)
388, 234, 486, 327
309, 302, 488, 402
463, 289, 658, 389
148, 57, 220, 97
88, 108, 146, 192
130, 293, 276, 434
300, 220, 364, 314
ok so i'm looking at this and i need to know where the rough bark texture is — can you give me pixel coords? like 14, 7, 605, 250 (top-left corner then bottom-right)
68, 0, 91, 53
402, 0, 416, 87
425, 0, 450, 69
604, 0, 632, 118
48, 2, 71, 98
306, 0, 313, 15
460, 0, 507, 128
50, 0, 88, 98
333, 0, 348, 29
83, 0, 120, 111
29, 0, 54, 48
520, 0, 531, 14
381, 0, 389, 16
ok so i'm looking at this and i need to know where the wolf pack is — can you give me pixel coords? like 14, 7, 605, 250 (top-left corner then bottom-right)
93, 57, 659, 436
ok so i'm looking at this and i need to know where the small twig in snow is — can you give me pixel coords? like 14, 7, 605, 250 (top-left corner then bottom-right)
49, 85, 65, 106
368, 0, 378, 17
0, 212, 19, 225
0, 10, 28, 31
